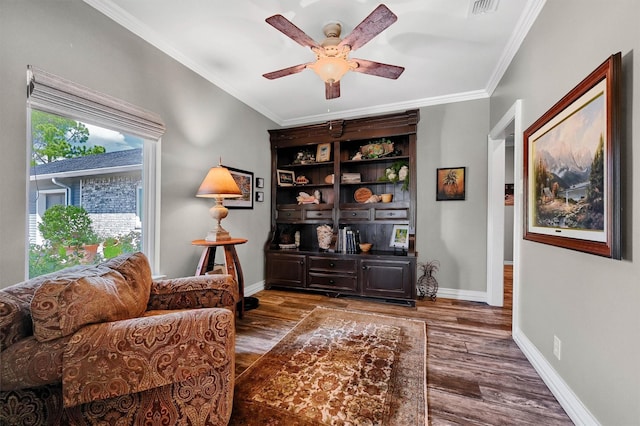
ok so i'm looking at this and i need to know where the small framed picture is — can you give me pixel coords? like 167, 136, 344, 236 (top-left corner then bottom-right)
277, 169, 295, 186
255, 191, 264, 202
256, 177, 264, 188
436, 167, 466, 201
316, 143, 331, 163
505, 183, 514, 206
223, 166, 253, 209
389, 224, 409, 249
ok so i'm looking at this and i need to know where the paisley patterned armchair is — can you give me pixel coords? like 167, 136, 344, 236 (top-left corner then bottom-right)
0, 252, 238, 425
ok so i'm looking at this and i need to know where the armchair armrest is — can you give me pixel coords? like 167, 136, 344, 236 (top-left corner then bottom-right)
147, 274, 238, 311
62, 307, 235, 407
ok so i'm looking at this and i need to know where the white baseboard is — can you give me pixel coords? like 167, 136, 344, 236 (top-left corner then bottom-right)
436, 287, 487, 303
513, 328, 600, 426
246, 282, 487, 304
245, 280, 265, 297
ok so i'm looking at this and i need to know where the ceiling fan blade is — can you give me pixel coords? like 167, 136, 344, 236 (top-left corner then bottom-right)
352, 59, 404, 79
339, 4, 398, 51
266, 15, 321, 49
263, 63, 309, 80
325, 81, 341, 99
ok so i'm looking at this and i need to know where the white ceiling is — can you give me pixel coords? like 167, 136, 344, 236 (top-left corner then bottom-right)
84, 0, 544, 127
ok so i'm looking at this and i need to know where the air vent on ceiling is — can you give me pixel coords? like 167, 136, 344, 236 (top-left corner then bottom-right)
469, 0, 499, 15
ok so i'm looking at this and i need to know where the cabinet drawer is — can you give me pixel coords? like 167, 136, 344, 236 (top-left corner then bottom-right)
339, 209, 371, 220
308, 256, 357, 273
304, 209, 333, 220
308, 273, 358, 292
277, 209, 302, 221
375, 209, 408, 220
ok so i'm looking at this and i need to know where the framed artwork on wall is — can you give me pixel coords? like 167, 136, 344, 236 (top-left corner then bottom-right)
223, 166, 253, 209
523, 52, 621, 259
436, 167, 466, 201
256, 177, 264, 188
505, 184, 514, 206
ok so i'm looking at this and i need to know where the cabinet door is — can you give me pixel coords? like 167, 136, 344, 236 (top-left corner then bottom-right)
266, 253, 306, 288
361, 259, 415, 300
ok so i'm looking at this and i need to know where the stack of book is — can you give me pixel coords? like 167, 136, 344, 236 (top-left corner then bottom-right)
336, 226, 360, 254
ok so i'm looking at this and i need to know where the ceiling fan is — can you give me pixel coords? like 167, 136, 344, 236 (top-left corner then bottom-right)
263, 4, 404, 100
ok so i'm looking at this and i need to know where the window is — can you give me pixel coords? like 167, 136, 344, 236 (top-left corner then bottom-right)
27, 67, 165, 278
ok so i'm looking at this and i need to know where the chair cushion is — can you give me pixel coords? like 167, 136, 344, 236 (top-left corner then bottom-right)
0, 335, 71, 391
31, 260, 150, 342
1, 266, 88, 349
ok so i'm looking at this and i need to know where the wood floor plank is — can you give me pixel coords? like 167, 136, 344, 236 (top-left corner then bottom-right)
233, 265, 573, 424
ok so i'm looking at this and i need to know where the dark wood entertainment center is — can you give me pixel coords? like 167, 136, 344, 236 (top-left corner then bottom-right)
265, 109, 419, 305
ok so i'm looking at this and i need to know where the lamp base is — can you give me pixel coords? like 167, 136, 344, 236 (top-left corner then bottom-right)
244, 296, 259, 311
205, 229, 231, 241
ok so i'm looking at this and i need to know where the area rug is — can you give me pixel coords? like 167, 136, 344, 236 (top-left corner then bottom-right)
230, 307, 427, 425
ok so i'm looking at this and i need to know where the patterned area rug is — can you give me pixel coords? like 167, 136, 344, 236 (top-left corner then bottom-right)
230, 307, 427, 425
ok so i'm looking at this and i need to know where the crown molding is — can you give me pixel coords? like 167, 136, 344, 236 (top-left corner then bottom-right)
485, 0, 547, 95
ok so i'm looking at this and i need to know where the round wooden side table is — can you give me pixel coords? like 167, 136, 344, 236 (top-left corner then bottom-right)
192, 238, 249, 318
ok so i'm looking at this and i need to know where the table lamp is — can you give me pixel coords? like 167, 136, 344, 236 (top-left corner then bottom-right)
196, 164, 243, 241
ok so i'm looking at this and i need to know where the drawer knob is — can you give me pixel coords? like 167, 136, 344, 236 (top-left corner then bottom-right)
362, 266, 367, 270
329, 279, 335, 284
299, 260, 304, 265
287, 212, 292, 216
329, 262, 335, 267
352, 212, 357, 216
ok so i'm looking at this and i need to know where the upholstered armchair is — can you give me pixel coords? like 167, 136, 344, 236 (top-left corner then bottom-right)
0, 252, 238, 425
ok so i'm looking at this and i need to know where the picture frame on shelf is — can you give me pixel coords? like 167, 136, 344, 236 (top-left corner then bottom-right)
223, 165, 253, 209
256, 177, 264, 188
277, 169, 295, 186
523, 53, 621, 259
389, 224, 409, 249
316, 143, 331, 162
436, 167, 466, 201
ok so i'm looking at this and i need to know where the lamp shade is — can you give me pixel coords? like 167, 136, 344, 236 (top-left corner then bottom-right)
196, 166, 243, 198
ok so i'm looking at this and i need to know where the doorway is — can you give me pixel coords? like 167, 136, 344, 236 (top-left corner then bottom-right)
486, 100, 522, 332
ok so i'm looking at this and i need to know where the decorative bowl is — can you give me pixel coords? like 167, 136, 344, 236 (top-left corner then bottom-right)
359, 243, 373, 252
360, 142, 394, 158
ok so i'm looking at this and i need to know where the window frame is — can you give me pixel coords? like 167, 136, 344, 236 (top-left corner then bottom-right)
26, 67, 164, 277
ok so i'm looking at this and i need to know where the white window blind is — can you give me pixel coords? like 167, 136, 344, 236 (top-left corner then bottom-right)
27, 65, 165, 141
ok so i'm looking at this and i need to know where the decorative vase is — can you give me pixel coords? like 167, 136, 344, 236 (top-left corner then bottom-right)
316, 225, 332, 250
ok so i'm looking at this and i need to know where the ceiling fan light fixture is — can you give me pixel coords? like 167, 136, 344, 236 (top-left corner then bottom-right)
308, 57, 353, 83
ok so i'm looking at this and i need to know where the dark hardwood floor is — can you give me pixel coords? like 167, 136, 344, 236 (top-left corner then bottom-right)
234, 265, 573, 425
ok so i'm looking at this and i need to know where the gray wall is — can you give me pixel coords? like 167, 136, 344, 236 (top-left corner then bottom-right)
491, 1, 639, 424
0, 0, 274, 286
416, 99, 490, 294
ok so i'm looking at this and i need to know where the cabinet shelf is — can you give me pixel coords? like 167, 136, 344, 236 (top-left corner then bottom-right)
281, 161, 333, 168
341, 155, 409, 165
278, 183, 332, 189
340, 180, 403, 186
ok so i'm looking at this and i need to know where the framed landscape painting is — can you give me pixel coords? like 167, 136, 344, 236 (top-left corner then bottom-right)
523, 53, 621, 259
